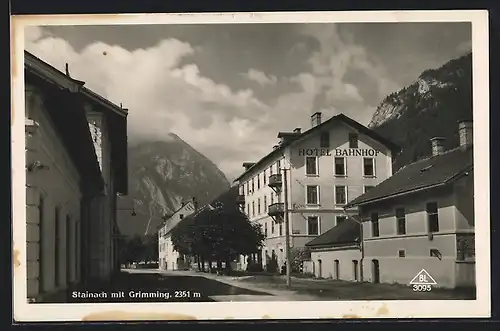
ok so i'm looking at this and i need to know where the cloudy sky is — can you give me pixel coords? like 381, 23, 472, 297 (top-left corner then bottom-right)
24, 22, 471, 181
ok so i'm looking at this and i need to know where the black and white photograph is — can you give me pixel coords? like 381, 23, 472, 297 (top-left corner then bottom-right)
12, 11, 490, 321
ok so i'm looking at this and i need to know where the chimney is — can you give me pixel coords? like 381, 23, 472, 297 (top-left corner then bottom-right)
242, 162, 256, 171
293, 127, 301, 134
311, 112, 322, 128
458, 120, 473, 147
430, 137, 445, 156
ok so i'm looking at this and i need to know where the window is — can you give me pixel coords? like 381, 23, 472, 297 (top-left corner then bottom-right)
396, 208, 406, 235
54, 207, 61, 287
320, 131, 330, 148
271, 220, 275, 234
306, 157, 318, 175
363, 157, 375, 177
306, 186, 319, 205
38, 196, 45, 292
349, 133, 359, 148
427, 202, 439, 232
247, 204, 250, 215
334, 260, 340, 280
279, 223, 283, 236
269, 166, 273, 175
252, 202, 255, 217
264, 222, 268, 236
335, 186, 347, 205
353, 260, 359, 281
264, 196, 267, 212
257, 198, 261, 214
257, 174, 260, 190
307, 216, 319, 235
179, 214, 184, 220
398, 250, 406, 257
364, 185, 374, 193
246, 182, 249, 195
270, 194, 274, 205
251, 178, 254, 193
336, 215, 347, 226
277, 160, 281, 173
371, 213, 379, 237
334, 157, 346, 176
263, 170, 267, 185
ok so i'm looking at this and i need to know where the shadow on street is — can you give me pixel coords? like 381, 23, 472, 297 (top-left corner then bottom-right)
66, 272, 271, 303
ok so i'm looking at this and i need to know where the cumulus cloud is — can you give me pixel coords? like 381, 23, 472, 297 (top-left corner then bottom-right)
23, 24, 398, 180
244, 68, 278, 86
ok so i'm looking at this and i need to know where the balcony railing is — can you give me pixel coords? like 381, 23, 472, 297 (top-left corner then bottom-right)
236, 194, 245, 205
268, 174, 282, 188
268, 202, 285, 217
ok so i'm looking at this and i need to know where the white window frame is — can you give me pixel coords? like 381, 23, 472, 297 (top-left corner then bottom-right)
395, 207, 406, 235
305, 156, 319, 176
305, 185, 320, 206
306, 215, 321, 235
334, 185, 348, 206
363, 157, 376, 178
398, 249, 406, 258
334, 156, 347, 177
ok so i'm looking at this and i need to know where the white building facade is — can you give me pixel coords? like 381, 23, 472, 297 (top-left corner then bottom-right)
24, 51, 128, 302
235, 112, 399, 272
158, 200, 196, 270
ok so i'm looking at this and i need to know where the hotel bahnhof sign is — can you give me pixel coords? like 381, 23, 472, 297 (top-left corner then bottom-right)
298, 148, 381, 157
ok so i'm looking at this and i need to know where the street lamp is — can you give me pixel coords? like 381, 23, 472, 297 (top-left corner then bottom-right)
268, 157, 292, 288
342, 207, 364, 282
282, 167, 292, 288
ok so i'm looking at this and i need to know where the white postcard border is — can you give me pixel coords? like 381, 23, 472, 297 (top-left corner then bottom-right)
11, 10, 490, 321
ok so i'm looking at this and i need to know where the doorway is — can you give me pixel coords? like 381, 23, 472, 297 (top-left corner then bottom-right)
353, 260, 359, 281
372, 259, 380, 283
334, 260, 340, 280
318, 259, 322, 278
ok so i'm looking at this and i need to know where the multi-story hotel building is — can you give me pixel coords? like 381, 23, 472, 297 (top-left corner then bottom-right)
234, 112, 400, 271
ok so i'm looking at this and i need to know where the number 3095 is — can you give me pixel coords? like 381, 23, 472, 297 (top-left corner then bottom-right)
412, 284, 432, 292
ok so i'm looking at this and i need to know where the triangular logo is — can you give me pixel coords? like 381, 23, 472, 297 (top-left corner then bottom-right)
409, 269, 437, 285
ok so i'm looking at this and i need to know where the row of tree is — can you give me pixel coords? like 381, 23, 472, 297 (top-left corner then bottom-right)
118, 234, 158, 265
170, 186, 265, 273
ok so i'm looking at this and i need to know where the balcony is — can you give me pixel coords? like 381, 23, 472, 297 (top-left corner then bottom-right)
268, 174, 282, 188
268, 202, 285, 217
236, 194, 245, 205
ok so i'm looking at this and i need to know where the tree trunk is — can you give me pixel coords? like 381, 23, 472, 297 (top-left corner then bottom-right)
197, 256, 201, 271
225, 259, 232, 275
201, 257, 205, 272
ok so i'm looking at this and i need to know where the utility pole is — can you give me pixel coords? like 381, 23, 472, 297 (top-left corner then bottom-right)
282, 167, 292, 288
343, 208, 363, 282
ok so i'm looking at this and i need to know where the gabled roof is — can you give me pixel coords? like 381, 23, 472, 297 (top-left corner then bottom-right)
159, 201, 196, 235
345, 144, 473, 208
24, 51, 129, 195
306, 218, 360, 248
233, 113, 400, 182
164, 186, 241, 236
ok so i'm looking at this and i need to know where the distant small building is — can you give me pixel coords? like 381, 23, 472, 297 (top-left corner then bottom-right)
24, 51, 128, 302
345, 120, 474, 289
157, 200, 196, 270
304, 217, 362, 281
